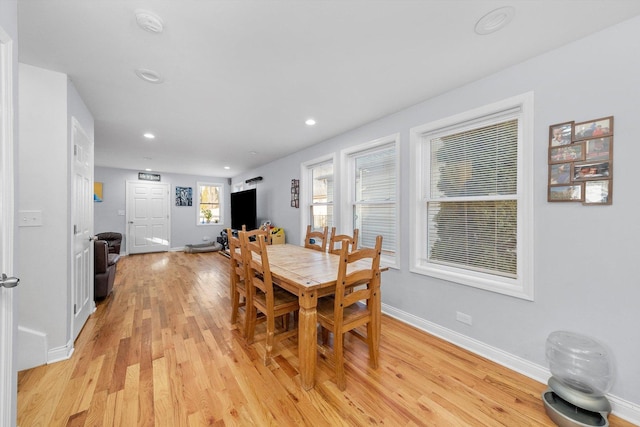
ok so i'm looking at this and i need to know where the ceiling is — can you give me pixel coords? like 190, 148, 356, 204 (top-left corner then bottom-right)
17, 1, 640, 178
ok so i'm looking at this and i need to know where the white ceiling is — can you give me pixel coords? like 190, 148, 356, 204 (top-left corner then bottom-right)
17, 1, 640, 178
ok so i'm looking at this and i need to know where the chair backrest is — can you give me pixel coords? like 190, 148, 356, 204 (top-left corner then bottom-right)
240, 230, 275, 305
304, 225, 328, 252
244, 227, 271, 245
227, 228, 245, 287
328, 227, 359, 255
333, 235, 383, 323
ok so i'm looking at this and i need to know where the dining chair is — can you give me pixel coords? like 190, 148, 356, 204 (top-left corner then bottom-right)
316, 235, 383, 390
304, 225, 328, 252
227, 228, 248, 335
328, 227, 359, 255
241, 231, 299, 366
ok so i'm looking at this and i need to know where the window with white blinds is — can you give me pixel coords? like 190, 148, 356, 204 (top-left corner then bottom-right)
410, 93, 534, 300
343, 135, 399, 267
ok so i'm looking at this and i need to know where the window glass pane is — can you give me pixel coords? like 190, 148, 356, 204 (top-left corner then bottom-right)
198, 184, 221, 224
312, 163, 333, 203
430, 120, 518, 199
355, 147, 396, 202
310, 204, 333, 229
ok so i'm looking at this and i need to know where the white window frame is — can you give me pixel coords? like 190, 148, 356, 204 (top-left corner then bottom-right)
409, 92, 534, 300
341, 134, 400, 268
196, 181, 224, 226
300, 154, 335, 243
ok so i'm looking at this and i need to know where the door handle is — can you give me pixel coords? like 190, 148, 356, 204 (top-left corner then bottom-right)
1, 273, 19, 288
128, 221, 134, 224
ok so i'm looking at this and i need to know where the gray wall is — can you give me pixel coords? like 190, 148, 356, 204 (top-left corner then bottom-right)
232, 16, 640, 414
94, 167, 230, 251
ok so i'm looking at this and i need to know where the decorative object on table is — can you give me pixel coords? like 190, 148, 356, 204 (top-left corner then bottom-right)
542, 330, 613, 427
547, 116, 613, 205
176, 186, 193, 206
291, 179, 299, 208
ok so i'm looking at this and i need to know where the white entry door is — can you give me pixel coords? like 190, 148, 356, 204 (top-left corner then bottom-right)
71, 118, 94, 340
0, 24, 18, 426
126, 181, 170, 254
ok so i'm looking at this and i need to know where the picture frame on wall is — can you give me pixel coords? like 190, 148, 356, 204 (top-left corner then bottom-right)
549, 143, 584, 164
573, 116, 613, 141
549, 121, 573, 146
585, 137, 612, 161
584, 180, 612, 205
175, 186, 193, 206
549, 163, 572, 185
548, 184, 584, 202
572, 161, 610, 181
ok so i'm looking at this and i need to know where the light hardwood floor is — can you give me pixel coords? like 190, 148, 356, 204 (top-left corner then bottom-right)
17, 251, 634, 426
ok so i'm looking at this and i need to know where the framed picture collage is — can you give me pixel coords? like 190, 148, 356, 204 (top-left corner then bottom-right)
548, 116, 613, 205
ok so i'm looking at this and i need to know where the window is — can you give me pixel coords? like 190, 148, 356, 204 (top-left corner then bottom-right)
197, 182, 223, 225
342, 135, 399, 267
302, 158, 334, 231
410, 93, 534, 300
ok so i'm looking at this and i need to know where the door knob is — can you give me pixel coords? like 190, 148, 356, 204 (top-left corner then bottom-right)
0, 273, 19, 288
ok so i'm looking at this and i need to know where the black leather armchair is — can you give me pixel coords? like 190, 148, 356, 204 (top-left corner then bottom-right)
94, 239, 120, 299
95, 232, 122, 255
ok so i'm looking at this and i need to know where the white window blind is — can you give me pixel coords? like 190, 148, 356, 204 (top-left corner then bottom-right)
427, 119, 518, 277
353, 144, 396, 254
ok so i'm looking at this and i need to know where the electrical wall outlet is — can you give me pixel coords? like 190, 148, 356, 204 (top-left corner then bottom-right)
456, 311, 473, 326
202, 236, 210, 241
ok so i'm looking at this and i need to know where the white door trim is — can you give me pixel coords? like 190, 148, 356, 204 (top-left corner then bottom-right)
0, 23, 17, 427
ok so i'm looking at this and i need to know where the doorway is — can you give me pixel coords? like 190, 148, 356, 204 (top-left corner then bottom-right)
126, 181, 170, 254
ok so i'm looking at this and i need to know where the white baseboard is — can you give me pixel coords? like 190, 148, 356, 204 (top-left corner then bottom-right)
382, 303, 640, 426
47, 339, 74, 364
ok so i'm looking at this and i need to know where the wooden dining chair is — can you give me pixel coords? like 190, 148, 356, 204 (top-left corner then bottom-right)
316, 235, 383, 390
328, 227, 359, 255
304, 225, 328, 252
241, 231, 299, 366
227, 228, 248, 335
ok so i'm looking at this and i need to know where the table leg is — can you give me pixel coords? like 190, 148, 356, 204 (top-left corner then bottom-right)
298, 290, 318, 390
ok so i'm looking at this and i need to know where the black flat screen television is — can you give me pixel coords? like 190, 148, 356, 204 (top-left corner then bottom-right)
230, 188, 257, 231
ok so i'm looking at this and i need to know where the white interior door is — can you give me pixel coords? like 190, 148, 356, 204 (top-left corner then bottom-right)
71, 118, 94, 340
0, 24, 17, 426
126, 181, 170, 254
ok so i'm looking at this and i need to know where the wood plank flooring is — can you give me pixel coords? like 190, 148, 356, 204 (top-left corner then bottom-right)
17, 251, 634, 426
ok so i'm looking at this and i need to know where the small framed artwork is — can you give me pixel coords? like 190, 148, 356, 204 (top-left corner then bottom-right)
549, 143, 584, 164
573, 116, 613, 141
584, 180, 612, 205
175, 186, 193, 206
572, 161, 610, 181
549, 163, 572, 185
549, 121, 573, 146
585, 137, 612, 161
548, 184, 583, 202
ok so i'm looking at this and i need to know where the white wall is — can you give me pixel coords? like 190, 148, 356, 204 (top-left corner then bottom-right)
17, 64, 94, 369
94, 167, 230, 251
233, 16, 640, 421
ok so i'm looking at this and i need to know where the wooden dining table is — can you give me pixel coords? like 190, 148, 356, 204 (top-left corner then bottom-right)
265, 243, 384, 390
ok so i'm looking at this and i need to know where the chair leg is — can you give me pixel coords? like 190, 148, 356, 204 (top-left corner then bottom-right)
334, 332, 346, 391
246, 305, 257, 344
264, 315, 275, 366
231, 291, 239, 324
367, 321, 379, 369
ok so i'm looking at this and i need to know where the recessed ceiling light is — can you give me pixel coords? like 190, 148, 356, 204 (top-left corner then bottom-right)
143, 133, 155, 139
224, 166, 231, 170
135, 10, 164, 33
305, 118, 316, 126
135, 68, 164, 84
475, 6, 515, 35
145, 168, 152, 172
249, 151, 258, 155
